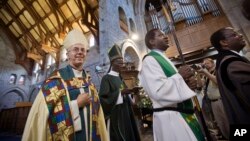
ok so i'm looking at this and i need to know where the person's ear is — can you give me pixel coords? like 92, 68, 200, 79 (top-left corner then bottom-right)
219, 40, 228, 47
149, 39, 155, 47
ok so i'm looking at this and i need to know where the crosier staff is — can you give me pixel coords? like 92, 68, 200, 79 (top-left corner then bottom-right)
160, 0, 211, 140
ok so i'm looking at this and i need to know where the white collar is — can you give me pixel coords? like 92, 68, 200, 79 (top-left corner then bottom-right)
230, 50, 242, 56
152, 49, 165, 54
72, 67, 83, 77
108, 70, 119, 76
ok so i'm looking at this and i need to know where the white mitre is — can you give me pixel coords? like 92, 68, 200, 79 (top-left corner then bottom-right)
63, 29, 88, 49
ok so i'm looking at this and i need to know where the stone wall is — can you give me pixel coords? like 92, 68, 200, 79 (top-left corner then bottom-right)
0, 28, 31, 110
218, 0, 250, 40
99, 0, 147, 69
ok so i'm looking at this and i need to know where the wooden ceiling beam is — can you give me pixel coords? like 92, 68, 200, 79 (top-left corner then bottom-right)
82, 0, 99, 26
78, 0, 99, 44
48, 0, 62, 33
1, 19, 33, 75
1, 0, 100, 75
4, 4, 40, 52
47, 0, 77, 48
5, 9, 25, 27
0, 19, 24, 57
6, 1, 41, 52
41, 44, 59, 53
43, 0, 59, 35
21, 0, 58, 56
52, 0, 72, 32
21, 0, 73, 49
21, 0, 51, 36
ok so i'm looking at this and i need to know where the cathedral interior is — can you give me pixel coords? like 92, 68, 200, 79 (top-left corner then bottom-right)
0, 0, 249, 140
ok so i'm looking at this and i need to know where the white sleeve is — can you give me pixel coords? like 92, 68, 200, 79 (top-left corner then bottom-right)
139, 56, 196, 108
70, 100, 82, 132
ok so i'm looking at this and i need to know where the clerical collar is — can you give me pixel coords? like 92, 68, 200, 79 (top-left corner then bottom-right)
108, 70, 119, 76
230, 50, 242, 56
152, 49, 164, 53
72, 67, 83, 77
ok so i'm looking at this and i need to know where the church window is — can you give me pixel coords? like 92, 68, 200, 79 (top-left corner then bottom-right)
118, 7, 128, 33
129, 18, 136, 33
33, 61, 41, 73
60, 48, 67, 62
9, 74, 17, 84
18, 75, 26, 85
46, 53, 56, 69
89, 34, 95, 47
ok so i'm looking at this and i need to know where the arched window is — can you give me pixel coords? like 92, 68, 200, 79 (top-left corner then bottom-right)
33, 62, 41, 73
18, 75, 26, 85
9, 74, 17, 84
118, 7, 128, 33
60, 48, 67, 62
89, 34, 95, 47
129, 18, 136, 33
46, 53, 56, 69
129, 18, 139, 40
33, 60, 42, 83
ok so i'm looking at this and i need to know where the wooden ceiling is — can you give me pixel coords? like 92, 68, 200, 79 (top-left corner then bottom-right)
0, 0, 99, 74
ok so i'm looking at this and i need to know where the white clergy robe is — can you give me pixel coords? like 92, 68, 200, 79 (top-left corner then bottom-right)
139, 50, 198, 141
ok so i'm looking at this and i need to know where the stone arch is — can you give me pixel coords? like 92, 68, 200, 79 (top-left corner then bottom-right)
121, 39, 142, 70
0, 87, 27, 110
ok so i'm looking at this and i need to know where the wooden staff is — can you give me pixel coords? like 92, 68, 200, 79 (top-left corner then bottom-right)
161, 3, 185, 64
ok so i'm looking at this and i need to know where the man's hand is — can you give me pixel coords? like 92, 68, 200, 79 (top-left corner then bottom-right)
77, 93, 92, 107
178, 65, 195, 81
132, 87, 142, 94
187, 76, 198, 90
121, 88, 132, 95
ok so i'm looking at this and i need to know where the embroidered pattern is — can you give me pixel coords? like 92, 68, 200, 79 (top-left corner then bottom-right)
65, 77, 89, 91
42, 79, 74, 140
90, 87, 101, 141
64, 77, 102, 140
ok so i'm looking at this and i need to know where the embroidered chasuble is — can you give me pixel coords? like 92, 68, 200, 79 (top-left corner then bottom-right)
147, 51, 205, 141
22, 65, 108, 141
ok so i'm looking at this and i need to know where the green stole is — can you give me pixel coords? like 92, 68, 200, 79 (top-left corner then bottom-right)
59, 65, 89, 141
148, 51, 205, 141
59, 65, 101, 141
